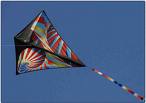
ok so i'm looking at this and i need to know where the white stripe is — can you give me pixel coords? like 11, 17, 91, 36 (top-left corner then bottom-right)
134, 93, 138, 97
98, 71, 103, 75
47, 32, 57, 41
122, 86, 127, 90
29, 50, 40, 61
30, 55, 43, 61
110, 78, 114, 82
23, 48, 28, 61
50, 36, 60, 47
26, 49, 34, 60
57, 40, 64, 54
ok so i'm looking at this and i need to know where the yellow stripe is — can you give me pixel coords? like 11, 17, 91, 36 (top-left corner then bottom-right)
107, 76, 113, 81
34, 26, 46, 34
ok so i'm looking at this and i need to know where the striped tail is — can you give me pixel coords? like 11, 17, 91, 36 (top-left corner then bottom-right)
92, 68, 144, 101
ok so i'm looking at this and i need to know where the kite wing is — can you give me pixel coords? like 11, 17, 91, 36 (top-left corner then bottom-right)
14, 11, 85, 74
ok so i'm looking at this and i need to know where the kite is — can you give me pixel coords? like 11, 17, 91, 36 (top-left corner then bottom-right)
14, 11, 85, 74
14, 10, 144, 101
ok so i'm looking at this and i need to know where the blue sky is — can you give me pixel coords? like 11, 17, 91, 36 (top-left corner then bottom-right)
2, 1, 144, 103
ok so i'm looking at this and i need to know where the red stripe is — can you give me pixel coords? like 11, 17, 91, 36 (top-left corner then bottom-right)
52, 38, 62, 51
40, 65, 42, 70
47, 59, 54, 64
47, 31, 56, 39
21, 50, 24, 59
25, 48, 31, 59
48, 34, 58, 45
29, 52, 42, 61
27, 49, 39, 60
102, 74, 109, 78
128, 89, 134, 94
71, 52, 78, 61
44, 63, 47, 69
137, 95, 144, 100
37, 17, 47, 26
60, 43, 67, 57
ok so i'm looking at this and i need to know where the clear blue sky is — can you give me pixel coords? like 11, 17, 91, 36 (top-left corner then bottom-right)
2, 1, 144, 103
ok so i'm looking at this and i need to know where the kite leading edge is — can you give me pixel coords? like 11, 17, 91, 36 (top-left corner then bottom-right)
14, 10, 144, 101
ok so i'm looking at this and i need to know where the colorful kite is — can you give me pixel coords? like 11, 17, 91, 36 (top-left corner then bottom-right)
14, 11, 144, 101
14, 11, 85, 74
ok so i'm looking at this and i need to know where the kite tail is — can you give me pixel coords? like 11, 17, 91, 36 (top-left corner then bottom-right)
92, 68, 144, 101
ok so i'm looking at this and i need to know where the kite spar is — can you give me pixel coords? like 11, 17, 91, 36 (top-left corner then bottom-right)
14, 11, 144, 101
